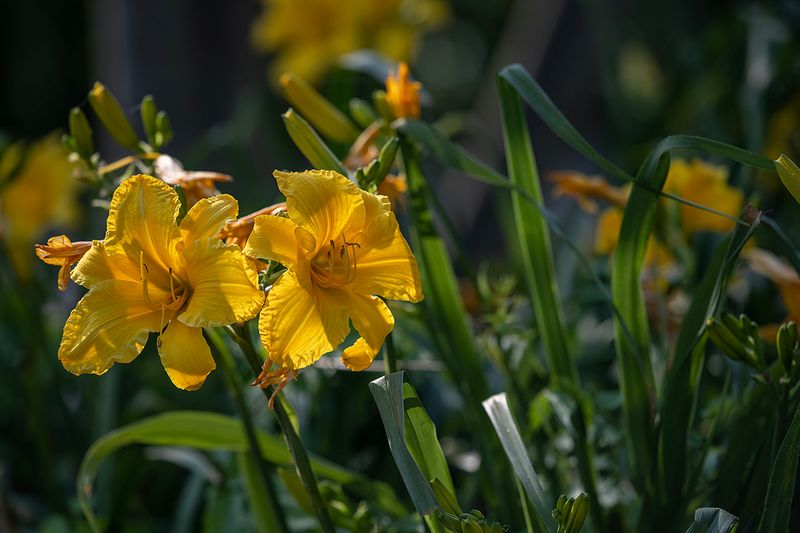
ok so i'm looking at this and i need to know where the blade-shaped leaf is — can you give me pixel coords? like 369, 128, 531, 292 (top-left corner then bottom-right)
496, 75, 573, 383
659, 214, 760, 512
686, 507, 740, 533
369, 372, 439, 517
403, 381, 455, 496
238, 453, 284, 533
482, 393, 556, 533
757, 404, 800, 533
77, 410, 399, 532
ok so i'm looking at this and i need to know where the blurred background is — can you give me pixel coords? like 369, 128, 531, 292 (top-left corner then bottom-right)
2, 0, 800, 530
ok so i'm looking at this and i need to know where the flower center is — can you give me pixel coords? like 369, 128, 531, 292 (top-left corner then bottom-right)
310, 235, 360, 288
140, 251, 190, 329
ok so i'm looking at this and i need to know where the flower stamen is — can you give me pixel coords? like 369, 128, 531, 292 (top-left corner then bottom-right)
252, 359, 299, 409
312, 235, 360, 288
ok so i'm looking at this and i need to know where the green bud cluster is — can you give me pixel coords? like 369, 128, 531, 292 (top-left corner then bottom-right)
552, 493, 589, 533
706, 314, 765, 370
776, 321, 798, 376
436, 509, 506, 533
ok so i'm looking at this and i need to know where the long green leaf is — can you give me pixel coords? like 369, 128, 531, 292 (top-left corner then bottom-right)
496, 75, 573, 383
369, 372, 439, 517
393, 119, 512, 190
497, 74, 603, 528
403, 381, 455, 496
394, 115, 640, 372
659, 214, 760, 519
238, 452, 283, 533
482, 393, 556, 533
609, 153, 665, 501
77, 410, 399, 532
498, 64, 630, 182
498, 64, 775, 219
399, 132, 517, 524
686, 507, 740, 533
757, 404, 800, 533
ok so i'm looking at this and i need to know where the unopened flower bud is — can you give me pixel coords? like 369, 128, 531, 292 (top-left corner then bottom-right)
280, 72, 359, 143
88, 82, 141, 151
68, 107, 94, 160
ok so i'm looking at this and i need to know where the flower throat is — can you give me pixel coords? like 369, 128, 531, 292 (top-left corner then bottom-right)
311, 235, 360, 288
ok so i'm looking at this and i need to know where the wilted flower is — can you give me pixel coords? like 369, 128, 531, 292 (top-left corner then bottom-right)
746, 248, 800, 325
219, 202, 287, 249
35, 235, 92, 291
59, 174, 264, 390
155, 154, 233, 206
549, 171, 628, 214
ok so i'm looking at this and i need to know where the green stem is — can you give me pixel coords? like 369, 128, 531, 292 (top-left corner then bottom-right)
223, 325, 337, 533
384, 331, 398, 376
205, 328, 288, 533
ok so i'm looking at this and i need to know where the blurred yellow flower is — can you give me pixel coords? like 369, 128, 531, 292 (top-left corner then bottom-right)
35, 235, 91, 291
0, 134, 78, 279
746, 248, 800, 325
764, 92, 800, 160
60, 174, 264, 390
664, 158, 743, 237
595, 207, 674, 270
549, 171, 628, 214
251, 0, 447, 84
244, 169, 422, 379
378, 174, 408, 211
386, 62, 421, 119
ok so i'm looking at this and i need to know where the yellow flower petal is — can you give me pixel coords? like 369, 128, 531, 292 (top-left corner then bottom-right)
179, 194, 238, 244
350, 216, 422, 302
664, 158, 742, 236
104, 174, 183, 273
243, 214, 300, 267
71, 241, 141, 287
595, 207, 622, 255
157, 320, 216, 390
179, 239, 265, 327
274, 170, 365, 252
58, 280, 162, 376
340, 293, 395, 371
259, 266, 350, 369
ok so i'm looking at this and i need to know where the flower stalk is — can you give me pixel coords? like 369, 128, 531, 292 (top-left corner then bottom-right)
205, 327, 288, 533
223, 324, 336, 533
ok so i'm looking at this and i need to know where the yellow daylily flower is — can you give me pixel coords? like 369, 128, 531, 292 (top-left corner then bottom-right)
244, 169, 422, 377
664, 158, 743, 237
35, 235, 92, 291
0, 134, 79, 279
60, 174, 264, 390
250, 0, 447, 84
386, 62, 421, 119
